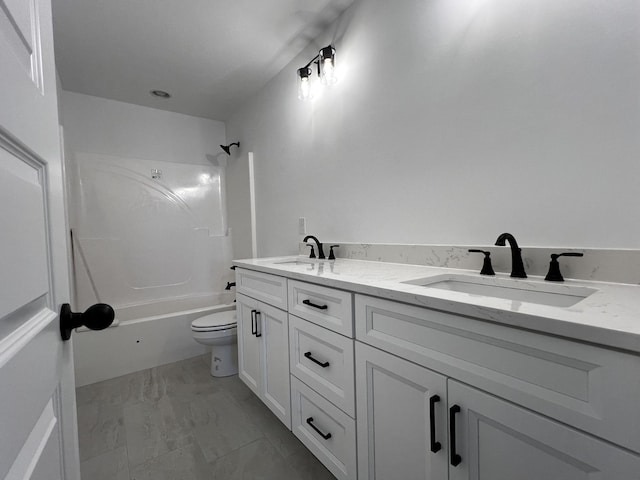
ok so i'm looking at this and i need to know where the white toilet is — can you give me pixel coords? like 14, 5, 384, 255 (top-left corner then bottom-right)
191, 308, 238, 377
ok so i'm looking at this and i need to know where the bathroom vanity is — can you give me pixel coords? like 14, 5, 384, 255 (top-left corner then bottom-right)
234, 256, 640, 479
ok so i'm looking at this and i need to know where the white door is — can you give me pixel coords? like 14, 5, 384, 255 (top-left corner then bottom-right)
448, 380, 640, 480
259, 304, 290, 428
1, 0, 78, 479
236, 293, 261, 395
356, 342, 448, 480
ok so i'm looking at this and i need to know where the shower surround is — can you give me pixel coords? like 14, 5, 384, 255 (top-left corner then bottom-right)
68, 152, 234, 385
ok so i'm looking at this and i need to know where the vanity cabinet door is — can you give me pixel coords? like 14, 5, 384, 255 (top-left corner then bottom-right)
259, 302, 291, 429
356, 342, 448, 480
237, 293, 291, 428
237, 293, 261, 396
447, 380, 640, 480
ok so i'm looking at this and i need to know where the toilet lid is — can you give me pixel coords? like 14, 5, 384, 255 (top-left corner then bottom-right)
191, 310, 236, 331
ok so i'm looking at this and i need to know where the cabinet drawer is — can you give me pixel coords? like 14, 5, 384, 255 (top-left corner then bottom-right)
289, 315, 355, 417
290, 376, 357, 480
288, 280, 353, 337
236, 268, 287, 309
356, 294, 640, 453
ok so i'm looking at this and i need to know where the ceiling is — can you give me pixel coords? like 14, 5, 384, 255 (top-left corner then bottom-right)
52, 0, 354, 121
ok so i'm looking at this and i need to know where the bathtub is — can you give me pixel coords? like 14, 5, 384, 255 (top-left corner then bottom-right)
73, 294, 236, 387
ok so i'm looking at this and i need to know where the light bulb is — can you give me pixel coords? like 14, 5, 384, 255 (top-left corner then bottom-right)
297, 67, 313, 100
319, 46, 337, 86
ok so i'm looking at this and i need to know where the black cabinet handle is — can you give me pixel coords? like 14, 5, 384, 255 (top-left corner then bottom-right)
250, 310, 257, 335
304, 351, 330, 368
429, 395, 442, 453
449, 405, 462, 467
306, 417, 332, 440
302, 299, 328, 310
255, 311, 262, 337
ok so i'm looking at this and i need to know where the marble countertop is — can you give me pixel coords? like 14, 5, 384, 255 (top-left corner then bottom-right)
233, 255, 640, 354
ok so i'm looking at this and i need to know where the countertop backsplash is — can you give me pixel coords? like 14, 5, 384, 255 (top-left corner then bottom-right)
298, 242, 640, 285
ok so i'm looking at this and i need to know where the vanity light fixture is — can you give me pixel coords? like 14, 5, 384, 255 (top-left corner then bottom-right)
296, 45, 337, 100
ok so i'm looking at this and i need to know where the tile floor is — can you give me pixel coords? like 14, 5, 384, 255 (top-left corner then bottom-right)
76, 355, 334, 480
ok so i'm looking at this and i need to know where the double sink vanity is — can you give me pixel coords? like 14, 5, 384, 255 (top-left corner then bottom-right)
233, 250, 640, 479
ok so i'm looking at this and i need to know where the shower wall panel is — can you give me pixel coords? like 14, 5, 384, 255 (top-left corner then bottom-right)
70, 152, 232, 311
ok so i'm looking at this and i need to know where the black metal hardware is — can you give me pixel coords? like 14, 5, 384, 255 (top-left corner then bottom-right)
251, 310, 257, 335
429, 395, 442, 453
302, 299, 328, 310
298, 45, 335, 81
220, 142, 240, 155
60, 303, 114, 341
449, 405, 462, 467
495, 233, 527, 278
545, 252, 584, 282
306, 417, 332, 440
468, 249, 495, 276
328, 245, 339, 260
230, 265, 236, 270
225, 282, 236, 290
306, 244, 316, 258
304, 351, 330, 368
303, 235, 325, 259
255, 311, 262, 337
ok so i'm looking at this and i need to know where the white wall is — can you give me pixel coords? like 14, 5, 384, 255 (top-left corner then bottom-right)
61, 91, 226, 165
226, 0, 640, 257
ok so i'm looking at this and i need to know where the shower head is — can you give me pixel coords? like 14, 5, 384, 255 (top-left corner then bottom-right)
220, 142, 240, 155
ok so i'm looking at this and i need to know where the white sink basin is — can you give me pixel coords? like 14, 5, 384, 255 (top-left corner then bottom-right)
402, 274, 597, 308
274, 259, 324, 266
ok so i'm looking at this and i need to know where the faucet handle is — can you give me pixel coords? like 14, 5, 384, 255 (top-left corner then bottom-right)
328, 245, 340, 260
545, 252, 584, 282
306, 244, 316, 259
468, 249, 495, 276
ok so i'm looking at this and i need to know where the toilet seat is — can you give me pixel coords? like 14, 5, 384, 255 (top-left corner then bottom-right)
191, 310, 236, 332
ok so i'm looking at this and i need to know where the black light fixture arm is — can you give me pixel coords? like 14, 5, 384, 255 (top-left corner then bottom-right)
303, 54, 320, 71
298, 45, 335, 79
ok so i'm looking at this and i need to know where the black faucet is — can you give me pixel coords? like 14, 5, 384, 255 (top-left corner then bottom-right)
303, 235, 325, 259
494, 233, 527, 278
225, 282, 236, 290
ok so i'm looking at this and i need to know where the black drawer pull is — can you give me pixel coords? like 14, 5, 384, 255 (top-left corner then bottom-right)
429, 395, 442, 453
250, 310, 257, 335
304, 351, 330, 368
306, 417, 332, 440
255, 311, 262, 337
302, 299, 328, 310
450, 405, 462, 467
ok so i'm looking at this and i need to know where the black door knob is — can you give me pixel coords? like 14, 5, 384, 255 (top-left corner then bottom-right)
60, 303, 115, 341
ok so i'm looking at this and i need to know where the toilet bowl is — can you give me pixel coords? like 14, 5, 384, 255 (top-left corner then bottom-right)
191, 308, 238, 377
